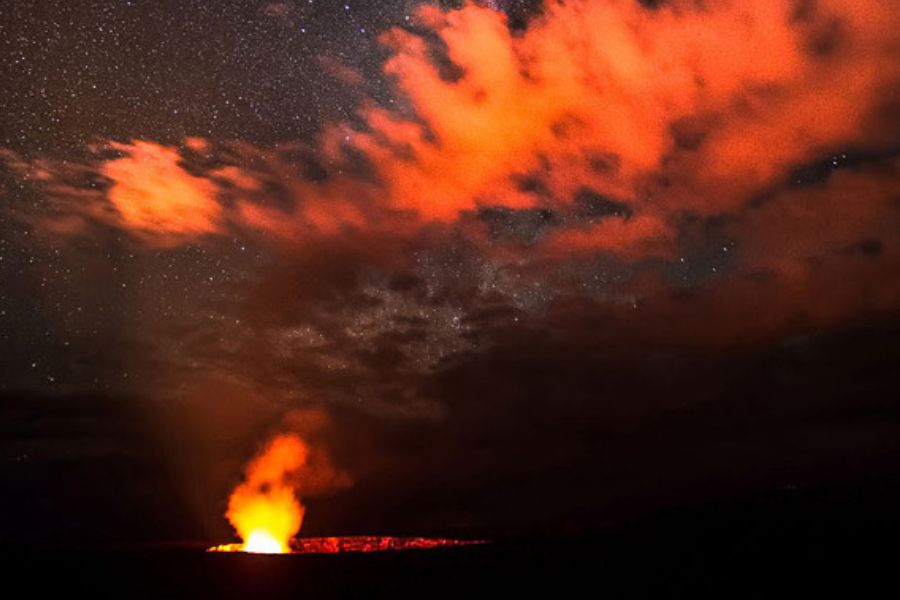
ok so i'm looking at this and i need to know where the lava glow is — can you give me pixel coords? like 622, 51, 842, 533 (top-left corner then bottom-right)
243, 531, 288, 555
207, 429, 486, 555
213, 434, 308, 554
209, 536, 487, 555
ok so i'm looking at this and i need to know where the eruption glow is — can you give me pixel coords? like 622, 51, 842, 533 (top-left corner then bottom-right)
212, 434, 308, 554
208, 429, 487, 555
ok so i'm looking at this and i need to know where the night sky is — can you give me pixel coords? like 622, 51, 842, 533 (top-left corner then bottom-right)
2, 0, 900, 548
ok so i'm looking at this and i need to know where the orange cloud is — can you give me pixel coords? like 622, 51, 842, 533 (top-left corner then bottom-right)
101, 141, 223, 246
733, 159, 900, 286
541, 214, 673, 259
5, 0, 899, 264
349, 0, 899, 232
617, 160, 900, 346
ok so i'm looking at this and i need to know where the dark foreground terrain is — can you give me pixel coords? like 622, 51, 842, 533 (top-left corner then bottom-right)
6, 482, 900, 599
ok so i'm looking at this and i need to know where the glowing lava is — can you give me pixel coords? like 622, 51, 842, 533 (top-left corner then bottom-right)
212, 434, 307, 554
243, 531, 288, 554
209, 536, 487, 555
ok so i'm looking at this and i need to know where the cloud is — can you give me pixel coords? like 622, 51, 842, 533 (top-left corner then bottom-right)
6, 0, 899, 259
2, 141, 225, 248
351, 0, 899, 227
3, 0, 899, 359
100, 141, 223, 246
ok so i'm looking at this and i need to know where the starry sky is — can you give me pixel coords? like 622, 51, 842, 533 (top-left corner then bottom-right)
2, 0, 900, 546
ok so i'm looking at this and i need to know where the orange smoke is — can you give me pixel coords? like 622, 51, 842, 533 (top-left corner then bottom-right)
218, 434, 308, 554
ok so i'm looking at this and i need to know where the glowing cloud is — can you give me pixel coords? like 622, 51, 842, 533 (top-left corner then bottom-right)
5, 0, 900, 264
351, 0, 899, 226
101, 141, 222, 246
